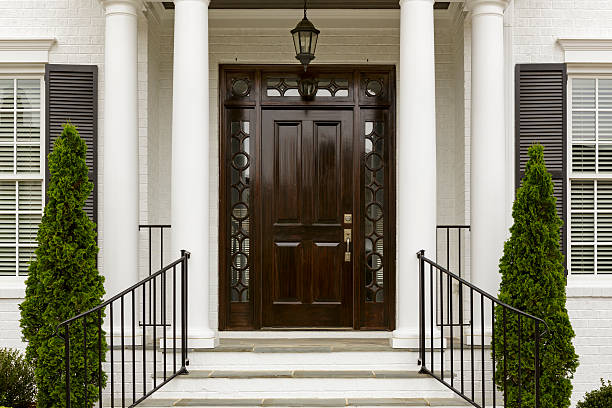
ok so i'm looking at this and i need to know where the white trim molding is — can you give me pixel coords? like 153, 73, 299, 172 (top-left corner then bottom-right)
0, 38, 56, 64
0, 38, 56, 74
558, 39, 612, 64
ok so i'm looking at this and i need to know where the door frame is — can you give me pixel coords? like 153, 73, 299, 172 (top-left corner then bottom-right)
218, 64, 396, 330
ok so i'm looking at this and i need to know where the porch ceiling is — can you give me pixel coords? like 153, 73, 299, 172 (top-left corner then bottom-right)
208, 0, 402, 8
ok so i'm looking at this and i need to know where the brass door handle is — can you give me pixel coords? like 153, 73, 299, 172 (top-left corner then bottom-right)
344, 231, 351, 262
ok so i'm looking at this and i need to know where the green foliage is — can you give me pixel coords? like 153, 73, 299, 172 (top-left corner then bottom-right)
19, 124, 106, 407
493, 144, 579, 408
0, 348, 36, 408
577, 379, 612, 408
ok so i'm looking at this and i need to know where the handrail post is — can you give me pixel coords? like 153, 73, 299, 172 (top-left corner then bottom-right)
180, 249, 188, 372
418, 249, 426, 371
64, 324, 71, 408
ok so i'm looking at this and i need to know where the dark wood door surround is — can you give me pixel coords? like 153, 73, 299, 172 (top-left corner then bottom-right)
219, 65, 396, 330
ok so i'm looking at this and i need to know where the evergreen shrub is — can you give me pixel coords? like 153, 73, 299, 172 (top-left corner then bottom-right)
19, 124, 106, 407
0, 348, 36, 408
493, 144, 579, 408
577, 379, 612, 408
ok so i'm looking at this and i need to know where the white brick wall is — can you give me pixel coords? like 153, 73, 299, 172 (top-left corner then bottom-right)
567, 286, 612, 406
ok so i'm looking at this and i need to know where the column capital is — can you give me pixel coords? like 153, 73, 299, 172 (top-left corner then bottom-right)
466, 0, 510, 16
99, 0, 144, 16
174, 0, 212, 5
398, 0, 434, 6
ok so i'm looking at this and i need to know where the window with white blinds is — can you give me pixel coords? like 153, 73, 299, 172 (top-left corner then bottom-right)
0, 77, 44, 276
569, 76, 612, 275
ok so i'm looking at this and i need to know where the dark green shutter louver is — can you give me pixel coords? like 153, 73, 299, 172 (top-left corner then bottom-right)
515, 63, 567, 255
45, 64, 98, 226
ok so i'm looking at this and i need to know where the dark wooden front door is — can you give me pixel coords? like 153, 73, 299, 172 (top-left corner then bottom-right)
261, 110, 354, 328
219, 65, 396, 330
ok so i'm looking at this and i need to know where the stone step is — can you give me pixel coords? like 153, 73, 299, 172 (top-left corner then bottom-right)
154, 370, 455, 379
139, 397, 471, 407
183, 339, 423, 371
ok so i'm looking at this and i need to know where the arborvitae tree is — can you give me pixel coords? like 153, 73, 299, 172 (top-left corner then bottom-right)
20, 124, 106, 407
493, 144, 578, 408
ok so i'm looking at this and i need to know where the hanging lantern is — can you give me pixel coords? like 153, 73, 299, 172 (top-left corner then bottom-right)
291, 0, 320, 71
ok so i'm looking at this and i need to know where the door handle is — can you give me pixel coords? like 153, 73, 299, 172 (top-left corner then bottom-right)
344, 229, 352, 262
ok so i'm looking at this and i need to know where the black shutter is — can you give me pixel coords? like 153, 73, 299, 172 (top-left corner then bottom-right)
45, 64, 98, 226
515, 63, 567, 254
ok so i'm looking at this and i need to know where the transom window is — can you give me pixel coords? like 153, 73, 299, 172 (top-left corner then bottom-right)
0, 77, 44, 276
569, 76, 612, 275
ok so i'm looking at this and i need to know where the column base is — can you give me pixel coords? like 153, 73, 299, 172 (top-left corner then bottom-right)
188, 328, 219, 349
390, 328, 420, 349
391, 328, 446, 349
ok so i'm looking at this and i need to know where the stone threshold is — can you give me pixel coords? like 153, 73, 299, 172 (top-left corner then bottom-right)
154, 369, 455, 379
140, 397, 471, 407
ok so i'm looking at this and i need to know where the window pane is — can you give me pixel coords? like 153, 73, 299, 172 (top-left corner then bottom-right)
0, 181, 15, 211
599, 79, 612, 110
18, 181, 42, 211
599, 144, 612, 172
16, 111, 40, 142
0, 111, 13, 143
16, 79, 40, 110
571, 245, 595, 274
571, 180, 594, 210
0, 145, 14, 173
600, 110, 612, 140
0, 213, 16, 242
572, 144, 596, 172
18, 246, 34, 276
16, 145, 40, 173
573, 78, 596, 109
18, 214, 40, 244
598, 246, 612, 274
572, 110, 595, 140
0, 247, 16, 276
0, 79, 13, 110
571, 213, 594, 242
598, 213, 612, 242
598, 181, 612, 210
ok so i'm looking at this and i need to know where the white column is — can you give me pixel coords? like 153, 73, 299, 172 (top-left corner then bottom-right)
101, 0, 140, 308
469, 0, 510, 301
392, 0, 437, 348
171, 0, 217, 348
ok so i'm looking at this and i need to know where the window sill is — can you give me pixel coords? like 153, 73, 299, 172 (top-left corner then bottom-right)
566, 276, 612, 297
0, 276, 26, 299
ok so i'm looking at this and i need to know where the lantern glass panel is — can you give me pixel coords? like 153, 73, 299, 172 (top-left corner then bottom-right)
311, 32, 318, 54
292, 31, 300, 55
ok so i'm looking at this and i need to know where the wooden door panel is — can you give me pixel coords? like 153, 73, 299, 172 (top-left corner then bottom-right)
313, 123, 342, 223
273, 242, 303, 303
312, 242, 343, 303
274, 123, 302, 223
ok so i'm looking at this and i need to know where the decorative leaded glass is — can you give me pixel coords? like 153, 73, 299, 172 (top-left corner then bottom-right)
364, 121, 384, 302
266, 77, 349, 97
230, 121, 251, 301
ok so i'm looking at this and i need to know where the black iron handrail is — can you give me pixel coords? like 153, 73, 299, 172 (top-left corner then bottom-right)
57, 250, 190, 408
436, 225, 470, 278
417, 250, 548, 408
139, 225, 171, 328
